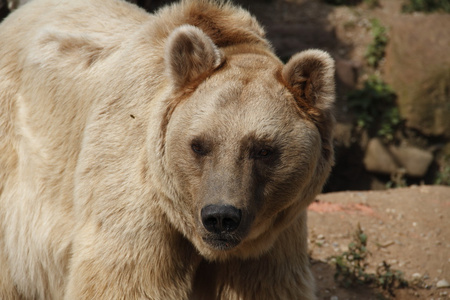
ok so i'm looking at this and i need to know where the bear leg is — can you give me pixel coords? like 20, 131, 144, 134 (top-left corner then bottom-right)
64, 216, 201, 300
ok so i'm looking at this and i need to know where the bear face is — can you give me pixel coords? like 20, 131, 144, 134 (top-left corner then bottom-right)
159, 25, 335, 260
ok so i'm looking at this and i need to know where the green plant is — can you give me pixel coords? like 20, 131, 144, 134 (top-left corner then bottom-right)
402, 0, 450, 13
333, 224, 371, 288
377, 106, 401, 141
365, 19, 388, 68
376, 261, 409, 295
331, 225, 408, 295
347, 75, 401, 141
435, 155, 450, 185
386, 168, 407, 189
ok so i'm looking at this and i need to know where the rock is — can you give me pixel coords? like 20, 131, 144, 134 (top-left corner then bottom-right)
363, 138, 398, 174
363, 138, 433, 177
336, 59, 358, 88
334, 122, 353, 148
384, 15, 450, 138
437, 279, 450, 289
388, 143, 434, 177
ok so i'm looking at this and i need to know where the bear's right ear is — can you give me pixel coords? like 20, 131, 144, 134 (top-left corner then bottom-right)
165, 25, 224, 90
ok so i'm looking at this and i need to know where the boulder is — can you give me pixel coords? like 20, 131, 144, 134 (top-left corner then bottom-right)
364, 138, 433, 177
388, 143, 433, 177
335, 58, 358, 89
384, 14, 450, 138
364, 138, 399, 175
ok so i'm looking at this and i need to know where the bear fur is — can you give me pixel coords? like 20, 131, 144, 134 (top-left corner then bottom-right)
0, 0, 335, 299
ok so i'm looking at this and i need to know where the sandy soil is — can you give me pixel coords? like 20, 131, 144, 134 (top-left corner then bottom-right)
308, 185, 450, 299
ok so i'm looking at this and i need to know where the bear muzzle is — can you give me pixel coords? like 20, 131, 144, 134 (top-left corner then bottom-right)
200, 204, 244, 250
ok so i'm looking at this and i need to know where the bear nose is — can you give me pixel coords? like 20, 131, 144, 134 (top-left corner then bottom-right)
201, 205, 242, 234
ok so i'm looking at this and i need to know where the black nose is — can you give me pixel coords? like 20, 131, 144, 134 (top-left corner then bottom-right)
201, 205, 242, 234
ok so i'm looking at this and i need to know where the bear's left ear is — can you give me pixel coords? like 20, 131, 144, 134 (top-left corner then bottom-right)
165, 25, 224, 90
282, 49, 335, 111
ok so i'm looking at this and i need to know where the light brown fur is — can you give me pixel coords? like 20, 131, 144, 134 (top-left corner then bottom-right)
0, 0, 335, 299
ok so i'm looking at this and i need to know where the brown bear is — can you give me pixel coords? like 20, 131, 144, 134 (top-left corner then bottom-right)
0, 0, 335, 299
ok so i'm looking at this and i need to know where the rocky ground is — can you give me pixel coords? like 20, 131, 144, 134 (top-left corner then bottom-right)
308, 185, 450, 300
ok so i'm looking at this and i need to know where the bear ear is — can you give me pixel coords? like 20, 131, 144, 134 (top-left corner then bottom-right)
165, 25, 224, 90
282, 49, 335, 110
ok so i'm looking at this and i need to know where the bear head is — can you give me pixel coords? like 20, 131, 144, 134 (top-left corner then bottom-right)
153, 24, 335, 261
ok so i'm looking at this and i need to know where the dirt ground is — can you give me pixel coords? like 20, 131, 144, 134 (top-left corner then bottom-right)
308, 185, 450, 299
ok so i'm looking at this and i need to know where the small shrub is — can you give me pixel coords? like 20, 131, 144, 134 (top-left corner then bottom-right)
365, 19, 388, 68
331, 224, 408, 296
402, 0, 450, 13
347, 75, 401, 141
376, 261, 409, 295
333, 224, 372, 288
377, 106, 401, 141
386, 168, 407, 189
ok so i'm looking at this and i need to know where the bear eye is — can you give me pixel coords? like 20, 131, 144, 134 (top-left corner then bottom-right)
254, 148, 274, 159
191, 142, 207, 156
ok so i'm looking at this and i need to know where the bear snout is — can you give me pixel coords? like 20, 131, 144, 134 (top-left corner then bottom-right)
201, 204, 242, 234
200, 205, 244, 250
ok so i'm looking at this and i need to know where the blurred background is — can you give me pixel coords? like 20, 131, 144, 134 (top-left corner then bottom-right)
2, 0, 449, 193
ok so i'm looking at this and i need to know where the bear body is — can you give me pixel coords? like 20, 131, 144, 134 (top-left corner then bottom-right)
0, 0, 335, 299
